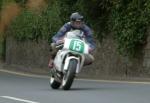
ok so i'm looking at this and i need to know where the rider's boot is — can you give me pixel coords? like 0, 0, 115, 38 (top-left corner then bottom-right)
48, 59, 54, 69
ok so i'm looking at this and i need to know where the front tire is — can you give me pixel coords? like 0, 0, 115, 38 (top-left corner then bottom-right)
62, 59, 77, 90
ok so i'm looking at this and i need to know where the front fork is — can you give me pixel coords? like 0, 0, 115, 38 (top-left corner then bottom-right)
63, 56, 81, 74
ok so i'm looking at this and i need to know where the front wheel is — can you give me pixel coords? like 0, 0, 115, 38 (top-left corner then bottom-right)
62, 59, 77, 90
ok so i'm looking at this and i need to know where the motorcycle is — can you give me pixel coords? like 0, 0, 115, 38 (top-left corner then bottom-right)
49, 30, 93, 90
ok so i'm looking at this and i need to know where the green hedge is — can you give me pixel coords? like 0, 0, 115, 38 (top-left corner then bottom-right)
14, 0, 27, 7
0, 0, 2, 11
74, 0, 150, 57
111, 0, 150, 57
75, 0, 113, 41
7, 1, 63, 43
7, 10, 39, 41
0, 0, 3, 60
5, 0, 150, 57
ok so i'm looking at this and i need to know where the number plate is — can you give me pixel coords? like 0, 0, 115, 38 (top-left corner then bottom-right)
69, 40, 85, 53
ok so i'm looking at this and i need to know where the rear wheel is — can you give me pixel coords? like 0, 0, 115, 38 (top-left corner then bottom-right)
62, 59, 77, 90
49, 70, 61, 89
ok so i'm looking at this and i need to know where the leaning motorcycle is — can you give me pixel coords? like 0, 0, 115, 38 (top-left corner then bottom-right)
49, 30, 92, 90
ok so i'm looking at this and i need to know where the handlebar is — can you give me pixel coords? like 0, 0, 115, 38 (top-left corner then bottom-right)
55, 42, 64, 49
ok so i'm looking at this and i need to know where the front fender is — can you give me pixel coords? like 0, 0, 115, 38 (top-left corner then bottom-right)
63, 56, 80, 73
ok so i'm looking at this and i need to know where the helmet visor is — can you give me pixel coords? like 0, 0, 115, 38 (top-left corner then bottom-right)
72, 21, 83, 28
71, 16, 83, 22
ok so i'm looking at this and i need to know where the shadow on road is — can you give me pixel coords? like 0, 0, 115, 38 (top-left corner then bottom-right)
68, 86, 124, 91
70, 87, 101, 91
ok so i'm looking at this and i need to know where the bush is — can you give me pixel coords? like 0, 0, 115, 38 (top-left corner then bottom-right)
14, 0, 27, 7
40, 2, 63, 43
7, 10, 40, 41
7, 1, 63, 43
111, 0, 150, 57
73, 0, 115, 42
0, 0, 2, 11
5, 0, 150, 57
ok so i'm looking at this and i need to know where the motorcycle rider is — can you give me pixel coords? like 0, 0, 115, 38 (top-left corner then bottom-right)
48, 12, 96, 68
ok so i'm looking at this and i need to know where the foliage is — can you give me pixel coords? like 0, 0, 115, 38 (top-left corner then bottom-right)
7, 2, 63, 43
57, 0, 78, 22
14, 0, 27, 7
0, 0, 2, 11
111, 0, 150, 57
7, 10, 40, 41
75, 0, 113, 40
0, 0, 3, 60
5, 0, 150, 57
39, 1, 63, 43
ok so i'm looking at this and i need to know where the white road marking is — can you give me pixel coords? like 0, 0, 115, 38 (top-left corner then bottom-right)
0, 96, 39, 103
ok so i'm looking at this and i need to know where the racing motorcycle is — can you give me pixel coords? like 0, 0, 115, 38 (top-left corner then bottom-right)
49, 30, 92, 90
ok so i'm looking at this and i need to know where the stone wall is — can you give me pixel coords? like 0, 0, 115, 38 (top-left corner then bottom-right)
143, 35, 150, 75
5, 37, 50, 69
5, 35, 150, 79
80, 35, 144, 79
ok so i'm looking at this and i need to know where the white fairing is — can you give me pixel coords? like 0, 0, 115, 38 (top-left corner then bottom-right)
53, 50, 68, 72
54, 50, 84, 73
54, 30, 90, 74
66, 30, 84, 39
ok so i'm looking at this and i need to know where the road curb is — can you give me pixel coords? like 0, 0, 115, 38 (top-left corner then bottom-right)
0, 69, 49, 78
1, 68, 150, 85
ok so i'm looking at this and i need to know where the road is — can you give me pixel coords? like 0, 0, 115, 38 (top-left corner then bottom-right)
0, 71, 150, 103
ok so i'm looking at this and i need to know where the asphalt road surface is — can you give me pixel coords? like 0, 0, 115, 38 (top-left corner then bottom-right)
0, 71, 150, 103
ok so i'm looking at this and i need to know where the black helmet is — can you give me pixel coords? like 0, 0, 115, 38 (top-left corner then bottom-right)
70, 12, 84, 22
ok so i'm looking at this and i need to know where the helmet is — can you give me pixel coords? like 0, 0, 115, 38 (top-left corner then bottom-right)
70, 12, 84, 28
70, 12, 84, 22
